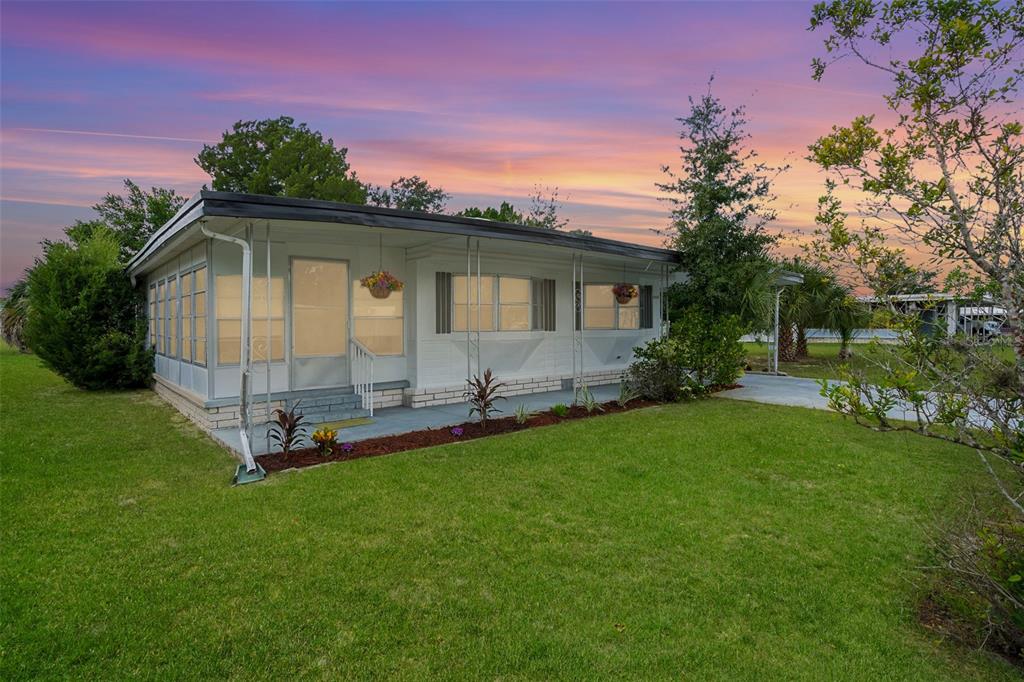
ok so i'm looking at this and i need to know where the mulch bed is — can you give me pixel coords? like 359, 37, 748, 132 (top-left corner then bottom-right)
258, 385, 741, 475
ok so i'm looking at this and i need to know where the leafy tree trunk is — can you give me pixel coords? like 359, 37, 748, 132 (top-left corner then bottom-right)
778, 323, 797, 363
838, 338, 852, 360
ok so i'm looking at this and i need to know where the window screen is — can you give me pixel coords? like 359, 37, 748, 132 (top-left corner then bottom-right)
584, 284, 615, 329
148, 284, 157, 348
291, 259, 347, 358
194, 266, 207, 365
181, 272, 192, 363
354, 281, 404, 355
584, 283, 641, 330
156, 281, 164, 354
216, 274, 285, 365
167, 276, 177, 358
498, 277, 530, 331
453, 275, 495, 332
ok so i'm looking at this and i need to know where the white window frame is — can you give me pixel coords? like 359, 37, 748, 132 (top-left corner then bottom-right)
176, 264, 209, 367
452, 274, 534, 333
215, 272, 285, 367
353, 280, 405, 356
583, 282, 640, 331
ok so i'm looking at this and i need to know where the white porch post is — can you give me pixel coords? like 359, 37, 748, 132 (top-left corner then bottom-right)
773, 286, 781, 375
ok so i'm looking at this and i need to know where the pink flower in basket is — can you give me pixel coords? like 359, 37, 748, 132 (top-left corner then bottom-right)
612, 283, 638, 304
360, 271, 404, 299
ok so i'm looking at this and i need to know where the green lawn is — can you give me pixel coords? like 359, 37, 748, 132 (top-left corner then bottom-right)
744, 341, 889, 382
1, 346, 1016, 679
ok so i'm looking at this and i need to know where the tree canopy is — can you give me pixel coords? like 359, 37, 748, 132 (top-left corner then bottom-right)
195, 116, 367, 204
56, 180, 186, 262
368, 176, 450, 213
658, 82, 783, 321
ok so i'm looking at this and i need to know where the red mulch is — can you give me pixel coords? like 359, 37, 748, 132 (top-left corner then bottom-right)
258, 385, 741, 475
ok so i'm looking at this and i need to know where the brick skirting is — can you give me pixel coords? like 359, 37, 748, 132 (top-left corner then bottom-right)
404, 369, 624, 408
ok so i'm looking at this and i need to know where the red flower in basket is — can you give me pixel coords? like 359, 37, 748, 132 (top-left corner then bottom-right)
360, 271, 404, 299
612, 283, 638, 304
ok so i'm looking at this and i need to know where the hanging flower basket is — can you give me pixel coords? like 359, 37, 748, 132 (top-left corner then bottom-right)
360, 271, 404, 299
612, 283, 638, 305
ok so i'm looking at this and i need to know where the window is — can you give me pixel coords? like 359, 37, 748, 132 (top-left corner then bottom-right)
498, 277, 530, 330
291, 259, 347, 358
166, 276, 177, 357
453, 275, 495, 332
193, 266, 207, 366
148, 284, 157, 348
156, 280, 164, 354
443, 274, 554, 333
353, 281, 403, 355
584, 283, 640, 330
216, 274, 285, 365
181, 272, 193, 362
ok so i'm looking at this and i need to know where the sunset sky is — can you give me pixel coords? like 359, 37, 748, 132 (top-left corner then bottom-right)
0, 1, 897, 291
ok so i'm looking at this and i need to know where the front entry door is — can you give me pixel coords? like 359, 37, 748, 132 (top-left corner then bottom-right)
291, 258, 349, 389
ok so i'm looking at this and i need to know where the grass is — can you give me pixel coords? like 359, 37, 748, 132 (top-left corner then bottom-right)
744, 341, 889, 383
1, 345, 1017, 679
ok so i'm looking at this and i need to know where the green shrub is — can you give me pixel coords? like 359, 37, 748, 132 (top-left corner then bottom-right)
926, 506, 1024, 662
25, 229, 153, 389
625, 310, 745, 401
672, 308, 746, 386
623, 336, 692, 402
550, 403, 570, 418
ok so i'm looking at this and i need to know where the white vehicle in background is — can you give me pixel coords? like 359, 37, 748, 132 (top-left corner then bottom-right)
979, 319, 1007, 339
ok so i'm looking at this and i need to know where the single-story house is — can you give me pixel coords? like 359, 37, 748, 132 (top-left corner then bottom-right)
128, 191, 684, 467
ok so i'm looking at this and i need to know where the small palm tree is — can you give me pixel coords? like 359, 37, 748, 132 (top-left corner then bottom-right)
817, 287, 871, 359
1, 278, 31, 351
777, 259, 870, 362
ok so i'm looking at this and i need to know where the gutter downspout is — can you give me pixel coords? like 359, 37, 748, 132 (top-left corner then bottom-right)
201, 222, 264, 483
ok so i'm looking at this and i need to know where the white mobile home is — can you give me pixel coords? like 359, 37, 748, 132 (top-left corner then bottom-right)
128, 192, 682, 452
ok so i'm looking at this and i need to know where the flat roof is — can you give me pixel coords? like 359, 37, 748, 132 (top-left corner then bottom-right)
128, 190, 681, 275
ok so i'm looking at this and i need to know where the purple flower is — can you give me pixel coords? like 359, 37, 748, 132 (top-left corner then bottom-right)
450, 426, 464, 437
341, 442, 354, 453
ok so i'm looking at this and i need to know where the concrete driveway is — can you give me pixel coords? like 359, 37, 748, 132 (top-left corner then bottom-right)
717, 373, 834, 410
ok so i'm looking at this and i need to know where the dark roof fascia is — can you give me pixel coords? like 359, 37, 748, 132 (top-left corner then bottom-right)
127, 191, 207, 275
129, 191, 680, 275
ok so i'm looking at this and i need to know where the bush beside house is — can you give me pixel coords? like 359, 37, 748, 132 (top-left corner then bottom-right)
25, 229, 152, 389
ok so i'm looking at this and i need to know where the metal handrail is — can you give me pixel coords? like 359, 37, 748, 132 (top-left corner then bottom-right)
350, 339, 376, 417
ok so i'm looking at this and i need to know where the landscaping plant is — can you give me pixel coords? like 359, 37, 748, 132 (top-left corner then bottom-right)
465, 369, 505, 430
616, 381, 640, 408
269, 402, 308, 457
671, 310, 746, 387
925, 503, 1024, 663
513, 403, 533, 425
577, 386, 604, 413
311, 427, 339, 456
623, 337, 692, 402
550, 403, 570, 418
25, 228, 153, 389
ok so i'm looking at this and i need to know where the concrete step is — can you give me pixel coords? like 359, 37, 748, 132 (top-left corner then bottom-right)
299, 406, 370, 425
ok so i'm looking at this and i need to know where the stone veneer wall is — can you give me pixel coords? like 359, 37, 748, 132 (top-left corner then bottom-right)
403, 369, 624, 408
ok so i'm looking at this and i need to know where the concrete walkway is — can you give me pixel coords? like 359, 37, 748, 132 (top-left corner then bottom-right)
213, 383, 622, 455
